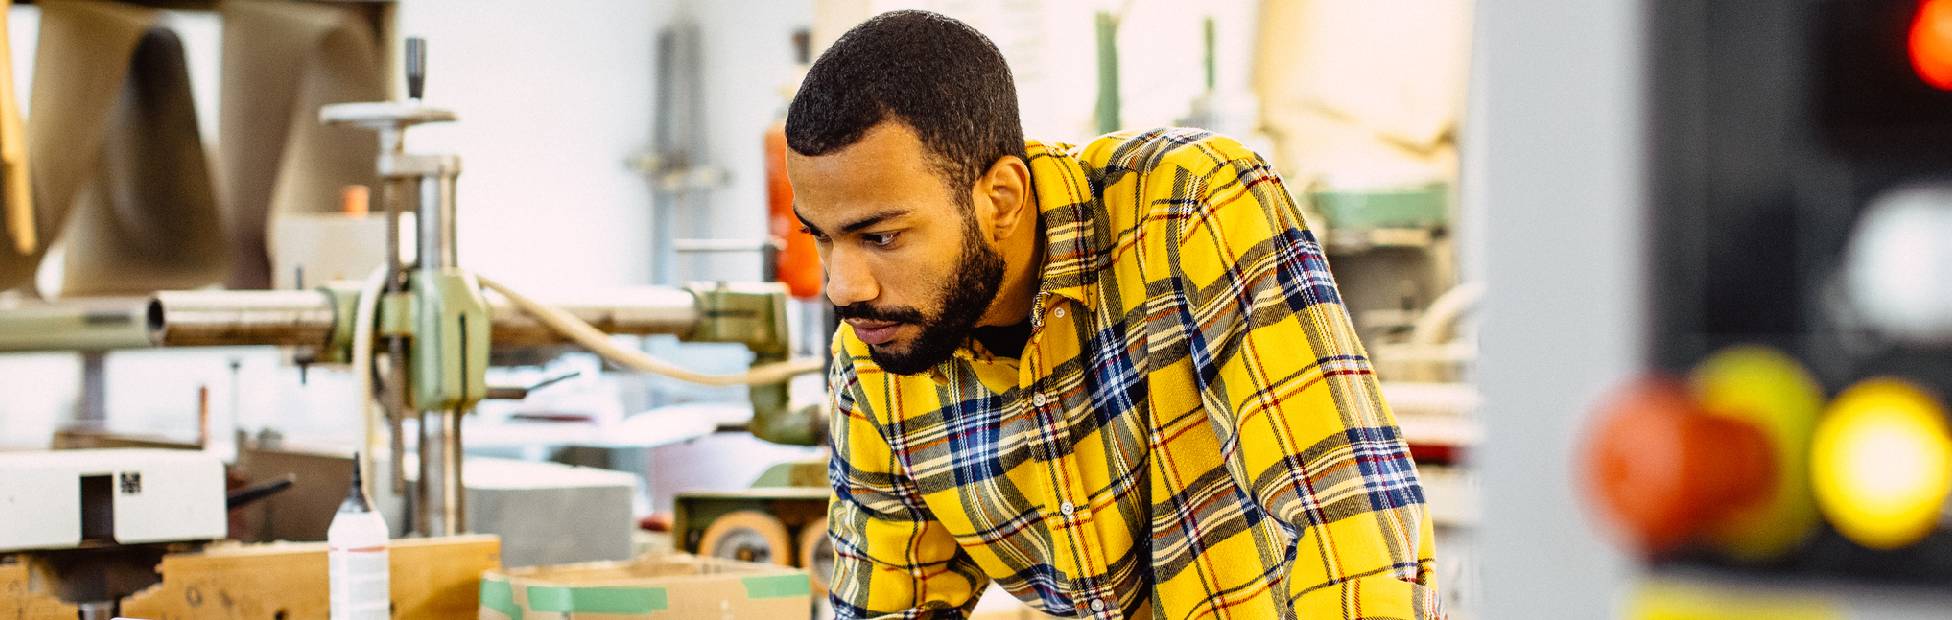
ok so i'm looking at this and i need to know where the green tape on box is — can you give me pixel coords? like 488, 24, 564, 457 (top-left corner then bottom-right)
741, 574, 811, 599
480, 579, 523, 620
525, 585, 669, 613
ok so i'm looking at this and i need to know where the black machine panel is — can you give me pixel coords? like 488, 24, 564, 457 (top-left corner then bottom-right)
1644, 0, 1952, 582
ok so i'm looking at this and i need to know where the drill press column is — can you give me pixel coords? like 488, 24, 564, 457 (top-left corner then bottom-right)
321, 37, 487, 537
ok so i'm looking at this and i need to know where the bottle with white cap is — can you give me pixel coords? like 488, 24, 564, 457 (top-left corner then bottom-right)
328, 452, 389, 619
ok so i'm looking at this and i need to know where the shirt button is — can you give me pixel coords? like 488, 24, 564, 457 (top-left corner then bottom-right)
1033, 393, 1050, 407
1059, 502, 1075, 516
1053, 306, 1067, 318
1089, 599, 1107, 612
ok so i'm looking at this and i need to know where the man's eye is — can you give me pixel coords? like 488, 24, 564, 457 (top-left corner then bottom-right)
864, 232, 898, 248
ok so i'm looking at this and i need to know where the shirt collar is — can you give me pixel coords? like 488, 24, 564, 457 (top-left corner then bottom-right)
928, 140, 1102, 382
1024, 140, 1102, 309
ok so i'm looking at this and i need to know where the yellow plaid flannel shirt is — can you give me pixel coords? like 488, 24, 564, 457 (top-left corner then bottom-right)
827, 129, 1439, 619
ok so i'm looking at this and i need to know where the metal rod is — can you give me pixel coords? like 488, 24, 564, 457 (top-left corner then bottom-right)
126, 288, 698, 350
382, 161, 406, 292
484, 288, 698, 346
147, 290, 338, 348
416, 407, 464, 536
416, 168, 458, 273
673, 238, 774, 253
76, 600, 114, 620
79, 353, 105, 425
0, 299, 149, 351
3, 288, 705, 352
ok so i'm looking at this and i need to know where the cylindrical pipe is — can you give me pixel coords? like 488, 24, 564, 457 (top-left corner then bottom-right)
148, 290, 338, 348
0, 299, 150, 351
484, 288, 698, 346
139, 288, 699, 349
416, 407, 464, 536
76, 601, 114, 620
383, 176, 408, 292
6, 288, 700, 352
416, 165, 459, 273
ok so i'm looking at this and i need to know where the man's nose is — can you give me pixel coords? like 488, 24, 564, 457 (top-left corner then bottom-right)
824, 248, 878, 308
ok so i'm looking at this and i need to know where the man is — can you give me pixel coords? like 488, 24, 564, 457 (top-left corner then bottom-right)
788, 10, 1438, 619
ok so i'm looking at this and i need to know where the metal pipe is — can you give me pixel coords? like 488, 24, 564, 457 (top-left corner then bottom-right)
131, 288, 698, 350
0, 298, 149, 351
4, 286, 709, 352
416, 166, 459, 273
416, 407, 464, 536
673, 238, 773, 253
147, 290, 339, 348
383, 176, 408, 291
485, 288, 698, 346
77, 601, 114, 620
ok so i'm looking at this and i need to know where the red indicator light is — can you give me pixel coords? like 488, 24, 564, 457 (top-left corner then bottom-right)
1912, 0, 1952, 90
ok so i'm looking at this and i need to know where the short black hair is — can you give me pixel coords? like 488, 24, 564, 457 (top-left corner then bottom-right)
786, 10, 1025, 204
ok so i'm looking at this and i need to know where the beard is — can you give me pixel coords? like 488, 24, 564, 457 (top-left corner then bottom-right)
834, 212, 1005, 375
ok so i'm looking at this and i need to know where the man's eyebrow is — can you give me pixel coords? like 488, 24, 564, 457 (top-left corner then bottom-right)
794, 207, 910, 236
793, 207, 822, 236
840, 209, 909, 234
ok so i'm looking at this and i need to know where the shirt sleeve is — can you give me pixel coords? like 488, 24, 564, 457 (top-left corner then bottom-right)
826, 335, 992, 619
1162, 137, 1441, 618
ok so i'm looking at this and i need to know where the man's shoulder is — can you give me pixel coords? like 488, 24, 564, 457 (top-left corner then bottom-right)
1070, 127, 1265, 178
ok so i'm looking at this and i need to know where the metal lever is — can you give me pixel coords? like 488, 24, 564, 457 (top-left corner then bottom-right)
406, 37, 427, 100
484, 370, 582, 401
226, 474, 297, 510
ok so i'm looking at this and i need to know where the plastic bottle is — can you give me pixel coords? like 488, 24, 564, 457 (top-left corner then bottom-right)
328, 453, 389, 619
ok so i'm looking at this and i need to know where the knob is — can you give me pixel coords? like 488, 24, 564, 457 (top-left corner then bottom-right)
406, 37, 427, 100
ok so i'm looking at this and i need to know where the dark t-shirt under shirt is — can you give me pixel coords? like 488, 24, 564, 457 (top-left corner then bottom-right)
970, 321, 1032, 359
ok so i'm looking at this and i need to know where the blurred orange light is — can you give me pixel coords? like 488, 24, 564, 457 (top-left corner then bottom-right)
1912, 0, 1952, 91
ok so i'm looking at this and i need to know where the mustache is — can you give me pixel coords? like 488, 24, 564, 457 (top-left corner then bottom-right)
834, 303, 926, 324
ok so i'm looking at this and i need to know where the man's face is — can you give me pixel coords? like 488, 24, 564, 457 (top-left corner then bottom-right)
788, 122, 1005, 375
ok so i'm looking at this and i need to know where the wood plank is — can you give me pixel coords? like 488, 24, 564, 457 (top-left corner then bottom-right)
120, 535, 499, 619
0, 560, 79, 620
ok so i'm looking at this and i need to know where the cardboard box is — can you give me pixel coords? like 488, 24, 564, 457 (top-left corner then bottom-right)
480, 555, 810, 620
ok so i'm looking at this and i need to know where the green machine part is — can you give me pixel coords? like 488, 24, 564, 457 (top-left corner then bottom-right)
405, 269, 491, 411
686, 282, 827, 446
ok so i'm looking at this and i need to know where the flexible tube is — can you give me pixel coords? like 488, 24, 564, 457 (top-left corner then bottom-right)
476, 275, 824, 386
350, 267, 387, 498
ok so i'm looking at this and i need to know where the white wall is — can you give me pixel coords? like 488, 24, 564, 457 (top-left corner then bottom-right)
396, 0, 666, 291
1467, 0, 1640, 616
674, 0, 812, 283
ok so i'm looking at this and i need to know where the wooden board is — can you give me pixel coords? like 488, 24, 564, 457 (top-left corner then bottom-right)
0, 560, 78, 620
120, 535, 499, 619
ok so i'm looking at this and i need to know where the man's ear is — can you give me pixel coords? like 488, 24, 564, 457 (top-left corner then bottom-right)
976, 155, 1031, 241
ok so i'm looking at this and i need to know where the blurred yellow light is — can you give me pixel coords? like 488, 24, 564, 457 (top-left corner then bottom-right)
1810, 379, 1952, 550
1690, 346, 1823, 560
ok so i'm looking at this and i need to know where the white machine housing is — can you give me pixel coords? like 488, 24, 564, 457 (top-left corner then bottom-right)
0, 449, 226, 552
